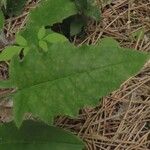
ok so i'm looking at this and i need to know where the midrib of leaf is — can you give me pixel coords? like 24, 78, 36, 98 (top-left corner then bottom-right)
16, 60, 129, 91
14, 59, 138, 112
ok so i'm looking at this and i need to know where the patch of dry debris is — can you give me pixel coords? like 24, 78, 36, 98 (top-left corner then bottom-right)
79, 0, 150, 52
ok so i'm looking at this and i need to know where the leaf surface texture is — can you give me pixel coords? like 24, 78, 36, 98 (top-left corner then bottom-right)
0, 38, 148, 126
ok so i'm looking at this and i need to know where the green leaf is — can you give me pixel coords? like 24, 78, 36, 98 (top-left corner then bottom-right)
70, 17, 85, 36
39, 40, 48, 52
22, 0, 77, 45
74, 0, 87, 12
0, 46, 22, 61
0, 120, 84, 150
38, 26, 46, 40
44, 33, 68, 43
0, 38, 148, 127
75, 0, 101, 21
131, 28, 145, 40
85, 0, 101, 21
98, 37, 120, 47
16, 35, 27, 46
0, 10, 4, 30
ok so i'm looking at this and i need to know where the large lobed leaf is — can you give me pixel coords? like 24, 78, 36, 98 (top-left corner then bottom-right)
0, 120, 84, 150
0, 38, 148, 127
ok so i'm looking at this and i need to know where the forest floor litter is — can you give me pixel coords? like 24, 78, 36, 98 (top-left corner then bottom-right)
0, 0, 150, 149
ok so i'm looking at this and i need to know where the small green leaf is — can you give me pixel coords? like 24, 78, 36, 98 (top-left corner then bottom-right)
38, 26, 46, 40
39, 40, 48, 52
74, 0, 87, 12
70, 17, 85, 36
0, 120, 85, 150
16, 35, 27, 46
75, 0, 101, 21
44, 33, 68, 43
0, 46, 22, 61
0, 10, 4, 30
98, 37, 120, 48
85, 0, 101, 21
131, 28, 145, 40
